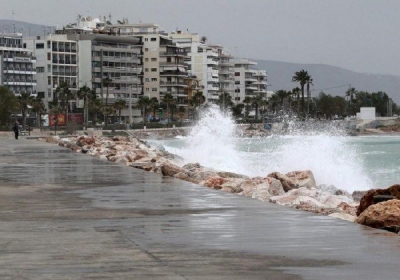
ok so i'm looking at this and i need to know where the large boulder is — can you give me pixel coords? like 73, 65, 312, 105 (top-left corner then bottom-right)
356, 185, 400, 216
160, 162, 184, 177
268, 170, 316, 192
356, 199, 400, 232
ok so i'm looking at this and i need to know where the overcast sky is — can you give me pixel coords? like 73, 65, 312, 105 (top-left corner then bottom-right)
1, 0, 400, 76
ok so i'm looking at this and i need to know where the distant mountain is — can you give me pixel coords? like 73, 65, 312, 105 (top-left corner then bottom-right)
254, 59, 400, 104
0, 20, 51, 37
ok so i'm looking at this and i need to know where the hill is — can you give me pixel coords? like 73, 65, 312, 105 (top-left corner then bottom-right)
0, 20, 50, 38
254, 59, 400, 104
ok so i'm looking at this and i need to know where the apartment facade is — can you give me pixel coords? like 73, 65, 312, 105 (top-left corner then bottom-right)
0, 33, 36, 96
110, 23, 190, 111
234, 59, 267, 102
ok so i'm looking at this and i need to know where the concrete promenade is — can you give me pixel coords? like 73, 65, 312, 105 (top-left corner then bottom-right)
0, 136, 399, 279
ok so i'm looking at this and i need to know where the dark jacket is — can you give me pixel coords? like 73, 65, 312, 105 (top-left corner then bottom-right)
13, 124, 19, 132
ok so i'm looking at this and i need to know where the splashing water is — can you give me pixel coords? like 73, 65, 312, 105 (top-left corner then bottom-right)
158, 107, 373, 192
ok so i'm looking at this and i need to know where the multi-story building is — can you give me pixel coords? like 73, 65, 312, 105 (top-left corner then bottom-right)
234, 59, 267, 102
170, 32, 236, 106
0, 33, 36, 96
110, 23, 190, 112
26, 34, 77, 107
26, 17, 143, 123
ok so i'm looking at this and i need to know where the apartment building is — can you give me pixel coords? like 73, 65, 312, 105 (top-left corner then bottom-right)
110, 23, 190, 110
234, 59, 267, 102
170, 32, 235, 104
0, 33, 36, 96
25, 34, 77, 108
26, 17, 142, 122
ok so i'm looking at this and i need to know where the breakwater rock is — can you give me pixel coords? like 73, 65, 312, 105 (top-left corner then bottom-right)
45, 135, 359, 222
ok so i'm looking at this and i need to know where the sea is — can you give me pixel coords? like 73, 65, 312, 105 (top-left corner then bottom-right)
150, 107, 400, 193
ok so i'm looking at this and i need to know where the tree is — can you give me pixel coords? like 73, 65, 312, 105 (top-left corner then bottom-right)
251, 94, 264, 120
138, 95, 151, 124
231, 103, 244, 119
55, 82, 74, 124
178, 106, 186, 123
102, 77, 112, 105
77, 85, 94, 127
149, 97, 159, 120
292, 70, 311, 116
274, 90, 289, 110
162, 93, 175, 124
89, 99, 103, 125
113, 99, 126, 123
49, 103, 63, 135
0, 86, 18, 127
17, 92, 33, 128
243, 96, 252, 119
216, 92, 233, 111
200, 36, 207, 44
190, 90, 205, 120
31, 96, 46, 128
292, 87, 301, 113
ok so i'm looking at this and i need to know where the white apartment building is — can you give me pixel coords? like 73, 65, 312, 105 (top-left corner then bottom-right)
25, 34, 77, 107
0, 33, 36, 96
110, 23, 190, 110
26, 19, 143, 122
234, 59, 267, 102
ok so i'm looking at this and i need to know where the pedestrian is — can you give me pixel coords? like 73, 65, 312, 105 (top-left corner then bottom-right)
13, 121, 19, 140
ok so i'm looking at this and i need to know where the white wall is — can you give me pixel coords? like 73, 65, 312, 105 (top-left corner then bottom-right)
358, 107, 376, 120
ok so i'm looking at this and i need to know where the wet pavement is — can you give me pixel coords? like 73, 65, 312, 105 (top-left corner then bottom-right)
0, 137, 399, 279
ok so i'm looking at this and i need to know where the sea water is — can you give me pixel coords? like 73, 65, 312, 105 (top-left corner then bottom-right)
151, 107, 400, 192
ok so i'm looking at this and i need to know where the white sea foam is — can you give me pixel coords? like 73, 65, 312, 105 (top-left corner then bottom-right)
160, 106, 374, 192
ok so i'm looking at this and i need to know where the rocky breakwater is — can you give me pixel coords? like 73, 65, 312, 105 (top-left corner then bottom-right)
45, 135, 360, 222
356, 185, 400, 234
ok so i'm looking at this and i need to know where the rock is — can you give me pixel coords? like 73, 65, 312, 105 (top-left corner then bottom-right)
216, 171, 250, 179
160, 163, 184, 177
267, 172, 297, 192
356, 185, 400, 216
328, 212, 357, 222
356, 199, 400, 230
220, 178, 245, 193
203, 176, 226, 189
251, 179, 284, 202
352, 190, 367, 202
286, 170, 316, 189
182, 162, 201, 170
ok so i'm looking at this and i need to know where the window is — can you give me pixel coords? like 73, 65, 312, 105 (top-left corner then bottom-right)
235, 81, 240, 84
151, 37, 157, 41
47, 53, 51, 60
145, 78, 150, 82
145, 58, 149, 61
145, 48, 149, 51
145, 38, 148, 41
145, 88, 149, 91
38, 92, 45, 98
235, 72, 240, 76
145, 68, 149, 72
36, 67, 45, 73
151, 78, 157, 82
152, 88, 157, 91
36, 43, 44, 49
151, 58, 157, 61
151, 68, 157, 72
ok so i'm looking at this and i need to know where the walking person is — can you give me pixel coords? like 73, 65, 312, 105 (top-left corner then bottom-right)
13, 121, 19, 140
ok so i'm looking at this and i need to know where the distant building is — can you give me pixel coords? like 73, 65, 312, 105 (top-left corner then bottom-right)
234, 59, 267, 102
0, 33, 36, 96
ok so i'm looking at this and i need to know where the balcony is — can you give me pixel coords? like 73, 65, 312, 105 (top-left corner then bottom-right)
160, 81, 188, 87
160, 51, 188, 57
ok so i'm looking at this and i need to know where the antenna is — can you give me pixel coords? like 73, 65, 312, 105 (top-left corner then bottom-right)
12, 10, 15, 21
109, 13, 112, 23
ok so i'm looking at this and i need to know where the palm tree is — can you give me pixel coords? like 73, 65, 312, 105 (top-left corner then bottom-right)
17, 92, 33, 128
102, 77, 112, 105
162, 93, 175, 124
200, 36, 207, 44
138, 95, 151, 124
89, 99, 103, 126
149, 97, 159, 120
345, 87, 358, 116
31, 96, 46, 128
77, 85, 94, 127
306, 77, 313, 116
251, 94, 264, 120
243, 96, 252, 119
275, 90, 288, 110
55, 82, 74, 124
49, 104, 63, 135
292, 70, 311, 115
113, 99, 126, 123
292, 87, 301, 112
